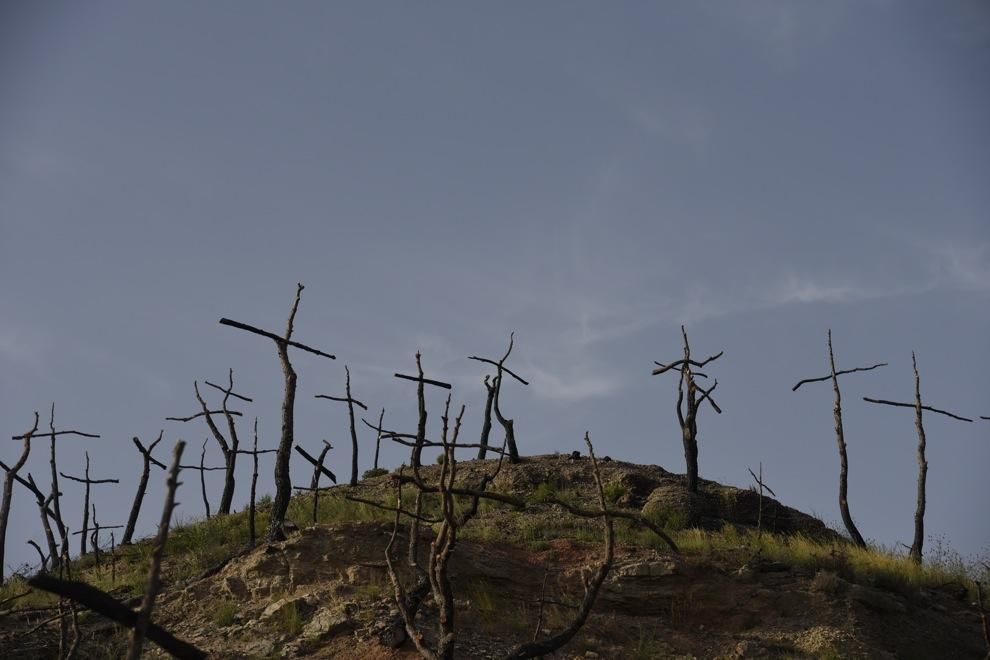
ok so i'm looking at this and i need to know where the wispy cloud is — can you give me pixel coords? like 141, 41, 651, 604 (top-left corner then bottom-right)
525, 363, 623, 403
928, 240, 990, 292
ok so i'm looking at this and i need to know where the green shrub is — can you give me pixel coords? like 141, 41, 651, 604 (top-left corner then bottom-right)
214, 601, 239, 627
277, 601, 303, 636
603, 482, 628, 504
362, 467, 389, 479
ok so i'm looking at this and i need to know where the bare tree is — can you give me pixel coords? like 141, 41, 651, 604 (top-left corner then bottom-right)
863, 352, 972, 563
178, 441, 226, 520
121, 432, 166, 545
382, 411, 616, 660
220, 283, 336, 541
316, 365, 367, 486
13, 403, 101, 570
651, 326, 723, 493
792, 330, 886, 548
475, 376, 496, 460
394, 352, 452, 469
361, 407, 387, 471
293, 441, 334, 522
747, 463, 777, 535
234, 418, 278, 547
60, 452, 119, 556
1, 413, 38, 583
469, 333, 529, 463
166, 372, 249, 515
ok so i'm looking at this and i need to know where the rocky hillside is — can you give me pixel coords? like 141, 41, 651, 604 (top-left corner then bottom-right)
2, 455, 987, 659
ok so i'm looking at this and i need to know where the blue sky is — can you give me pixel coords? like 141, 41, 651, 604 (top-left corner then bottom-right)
1, 1, 988, 572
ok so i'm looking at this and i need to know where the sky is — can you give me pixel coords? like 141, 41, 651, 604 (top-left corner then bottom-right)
1, 1, 988, 574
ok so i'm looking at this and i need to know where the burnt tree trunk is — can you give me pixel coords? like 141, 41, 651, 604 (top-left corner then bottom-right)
270, 330, 298, 541
476, 376, 495, 460
1, 414, 37, 583
219, 283, 335, 543
910, 353, 927, 565
249, 418, 259, 547
122, 433, 165, 545
413, 353, 428, 469
652, 326, 723, 495
828, 333, 867, 548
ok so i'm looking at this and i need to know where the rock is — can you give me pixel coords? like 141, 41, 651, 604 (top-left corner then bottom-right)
223, 575, 250, 600
261, 595, 318, 622
301, 607, 355, 641
849, 585, 908, 614
615, 559, 679, 578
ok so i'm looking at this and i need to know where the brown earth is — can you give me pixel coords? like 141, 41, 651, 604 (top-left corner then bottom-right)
1, 455, 986, 659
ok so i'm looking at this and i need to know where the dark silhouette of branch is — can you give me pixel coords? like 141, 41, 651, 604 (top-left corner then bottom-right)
467, 356, 529, 385
28, 573, 205, 659
127, 440, 186, 660
791, 362, 888, 391
165, 410, 243, 423
203, 380, 253, 402
393, 372, 453, 389
11, 430, 99, 440
294, 444, 337, 484
862, 397, 973, 422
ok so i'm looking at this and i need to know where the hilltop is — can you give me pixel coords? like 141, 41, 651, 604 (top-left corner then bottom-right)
1, 454, 987, 659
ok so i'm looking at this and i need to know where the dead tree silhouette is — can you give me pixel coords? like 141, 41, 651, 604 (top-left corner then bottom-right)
121, 432, 166, 545
11, 403, 100, 572
394, 352, 452, 469
361, 407, 387, 471
293, 441, 335, 522
60, 452, 119, 556
863, 352, 972, 563
165, 371, 250, 515
469, 333, 529, 463
651, 325, 723, 493
315, 365, 367, 486
792, 329, 886, 548
1, 413, 39, 583
219, 283, 336, 541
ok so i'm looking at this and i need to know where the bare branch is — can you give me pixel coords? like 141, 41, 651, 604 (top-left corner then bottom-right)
165, 410, 242, 423
862, 397, 973, 422
28, 574, 204, 659
11, 429, 99, 441
294, 445, 337, 484
467, 356, 529, 385
792, 362, 888, 391
203, 380, 254, 402
218, 318, 336, 360
393, 372, 452, 389
314, 394, 369, 410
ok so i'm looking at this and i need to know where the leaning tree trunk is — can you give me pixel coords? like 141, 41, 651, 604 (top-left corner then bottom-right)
829, 339, 867, 548
1, 420, 35, 583
910, 354, 927, 564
